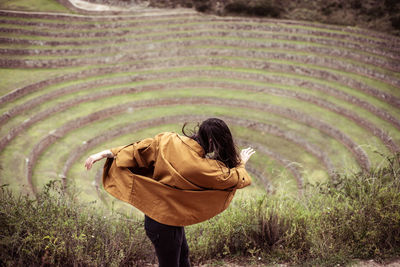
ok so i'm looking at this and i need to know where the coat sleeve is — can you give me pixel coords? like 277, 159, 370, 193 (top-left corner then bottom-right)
213, 162, 252, 189
184, 157, 252, 190
110, 137, 158, 169
234, 163, 252, 189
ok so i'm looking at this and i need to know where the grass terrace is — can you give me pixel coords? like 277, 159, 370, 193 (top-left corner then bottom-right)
0, 2, 399, 265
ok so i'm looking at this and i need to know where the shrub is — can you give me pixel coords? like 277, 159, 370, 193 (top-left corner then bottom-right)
187, 153, 400, 265
1, 154, 399, 266
0, 181, 153, 266
391, 15, 400, 30
312, 153, 400, 261
224, 0, 282, 18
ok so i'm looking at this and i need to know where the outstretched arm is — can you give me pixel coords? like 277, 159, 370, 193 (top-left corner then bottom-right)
240, 147, 256, 165
84, 150, 114, 170
231, 147, 255, 189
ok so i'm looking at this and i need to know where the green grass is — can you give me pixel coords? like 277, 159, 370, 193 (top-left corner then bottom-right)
0, 15, 390, 43
1, 57, 397, 118
79, 140, 294, 202
3, 63, 397, 117
2, 48, 397, 90
232, 126, 329, 184
0, 7, 399, 265
267, 59, 400, 97
2, 155, 399, 265
0, 67, 93, 97
1, 67, 396, 170
1, 18, 393, 58
19, 85, 374, 189
1, 41, 396, 80
0, 13, 205, 26
0, 14, 200, 25
0, 32, 391, 64
0, 9, 398, 205
70, 123, 190, 205
50, 99, 356, 171
0, 33, 353, 49
186, 157, 400, 264
21, 104, 324, 189
0, 52, 120, 60
38, 116, 296, 202
31, 104, 315, 180
212, 52, 400, 80
3, 64, 397, 119
0, 0, 72, 13
8, 85, 392, 151
0, 42, 394, 80
1, 71, 395, 172
0, 27, 393, 53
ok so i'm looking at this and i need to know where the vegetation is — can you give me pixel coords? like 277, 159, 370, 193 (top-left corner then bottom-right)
0, 180, 153, 266
1, 154, 399, 266
0, 0, 71, 13
142, 0, 400, 36
0, 3, 398, 265
1, 0, 398, 36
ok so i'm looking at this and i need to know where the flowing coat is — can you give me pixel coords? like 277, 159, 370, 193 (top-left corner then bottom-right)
103, 132, 251, 226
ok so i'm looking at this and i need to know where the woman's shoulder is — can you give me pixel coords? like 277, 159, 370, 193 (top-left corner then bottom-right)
154, 131, 178, 141
156, 132, 205, 156
156, 132, 189, 142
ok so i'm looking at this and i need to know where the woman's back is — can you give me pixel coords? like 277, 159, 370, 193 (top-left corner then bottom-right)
154, 132, 243, 190
85, 118, 255, 266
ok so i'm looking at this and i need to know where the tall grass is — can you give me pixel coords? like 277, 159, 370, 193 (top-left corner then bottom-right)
1, 154, 399, 266
0, 181, 153, 266
187, 153, 400, 265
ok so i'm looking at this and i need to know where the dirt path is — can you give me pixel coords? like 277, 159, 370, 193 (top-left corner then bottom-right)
65, 0, 197, 15
69, 0, 136, 11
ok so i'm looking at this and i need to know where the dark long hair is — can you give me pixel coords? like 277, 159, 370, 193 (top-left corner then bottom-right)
182, 118, 240, 168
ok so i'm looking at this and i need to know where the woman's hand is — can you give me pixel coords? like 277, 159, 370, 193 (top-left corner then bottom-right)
84, 150, 113, 170
240, 147, 256, 165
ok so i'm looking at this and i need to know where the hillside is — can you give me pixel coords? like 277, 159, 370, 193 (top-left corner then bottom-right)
83, 0, 400, 36
1, 0, 399, 199
0, 0, 399, 265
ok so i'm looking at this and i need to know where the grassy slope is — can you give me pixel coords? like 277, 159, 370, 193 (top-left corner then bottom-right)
0, 0, 71, 13
0, 2, 399, 265
1, 156, 399, 265
0, 68, 88, 96
0, 1, 398, 211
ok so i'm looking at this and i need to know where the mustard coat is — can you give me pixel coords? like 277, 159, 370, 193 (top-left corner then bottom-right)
102, 132, 252, 226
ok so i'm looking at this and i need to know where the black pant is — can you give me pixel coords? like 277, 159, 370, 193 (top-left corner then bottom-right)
144, 215, 190, 267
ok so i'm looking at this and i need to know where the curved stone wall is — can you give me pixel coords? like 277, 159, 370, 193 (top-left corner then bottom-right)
0, 7, 398, 199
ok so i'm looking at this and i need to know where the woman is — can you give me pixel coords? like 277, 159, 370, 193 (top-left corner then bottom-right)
85, 118, 255, 267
